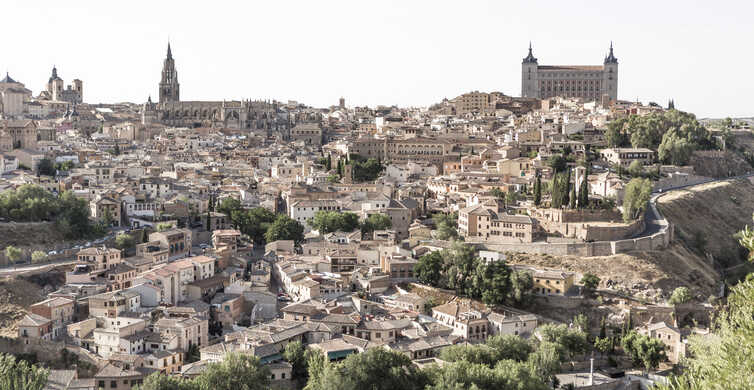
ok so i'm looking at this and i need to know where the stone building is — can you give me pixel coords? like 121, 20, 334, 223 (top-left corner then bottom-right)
0, 120, 38, 151
0, 73, 32, 117
521, 42, 618, 101
458, 202, 534, 243
143, 44, 288, 131
43, 66, 83, 103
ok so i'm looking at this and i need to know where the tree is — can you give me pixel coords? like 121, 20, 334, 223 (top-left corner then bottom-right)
31, 251, 47, 264
115, 233, 136, 249
622, 178, 652, 222
444, 241, 479, 294
216, 197, 242, 222
536, 323, 589, 359
507, 270, 533, 307
573, 314, 588, 333
156, 222, 173, 232
569, 183, 576, 209
360, 213, 392, 236
621, 331, 666, 373
533, 175, 542, 207
326, 154, 332, 171
548, 155, 567, 173
658, 130, 693, 165
5, 246, 22, 264
351, 158, 384, 183
185, 344, 201, 364
433, 212, 458, 240
606, 118, 627, 148
312, 348, 426, 390
437, 344, 499, 367
113, 144, 121, 156
581, 273, 601, 292
550, 173, 570, 209
36, 158, 55, 176
194, 353, 270, 390
264, 215, 304, 244
578, 167, 589, 208
415, 251, 444, 287
137, 372, 194, 390
628, 160, 644, 177
485, 334, 534, 363
0, 353, 49, 390
303, 350, 328, 390
594, 337, 612, 357
309, 211, 360, 234
526, 341, 563, 384
490, 187, 505, 200
668, 286, 692, 305
654, 220, 754, 389
470, 260, 511, 306
505, 190, 519, 207
283, 341, 312, 387
233, 207, 277, 244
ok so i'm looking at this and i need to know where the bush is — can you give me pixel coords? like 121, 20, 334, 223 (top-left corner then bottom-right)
668, 286, 692, 305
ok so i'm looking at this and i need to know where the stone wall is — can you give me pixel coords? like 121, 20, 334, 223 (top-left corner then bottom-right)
479, 222, 672, 257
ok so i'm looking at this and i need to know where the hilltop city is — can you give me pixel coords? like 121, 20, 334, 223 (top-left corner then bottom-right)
0, 42, 753, 390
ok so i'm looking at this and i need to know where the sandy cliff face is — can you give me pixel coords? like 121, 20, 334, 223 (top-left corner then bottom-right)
657, 178, 754, 269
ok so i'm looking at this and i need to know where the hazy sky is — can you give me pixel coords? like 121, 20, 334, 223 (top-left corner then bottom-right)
3, 0, 752, 117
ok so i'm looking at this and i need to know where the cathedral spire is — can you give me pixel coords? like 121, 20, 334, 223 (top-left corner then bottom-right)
604, 41, 618, 64
167, 42, 172, 59
523, 42, 537, 64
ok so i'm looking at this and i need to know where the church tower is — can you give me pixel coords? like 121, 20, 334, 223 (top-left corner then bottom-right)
603, 42, 619, 101
159, 43, 180, 103
521, 42, 539, 98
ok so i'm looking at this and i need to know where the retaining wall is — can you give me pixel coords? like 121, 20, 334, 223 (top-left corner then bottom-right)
480, 222, 672, 257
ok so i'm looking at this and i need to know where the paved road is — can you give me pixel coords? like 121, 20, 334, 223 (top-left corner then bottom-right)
632, 173, 754, 239
0, 259, 77, 276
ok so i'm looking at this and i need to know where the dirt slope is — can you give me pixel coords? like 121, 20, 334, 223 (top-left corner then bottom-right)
0, 222, 67, 249
507, 179, 754, 302
657, 178, 754, 268
0, 277, 46, 338
507, 242, 719, 302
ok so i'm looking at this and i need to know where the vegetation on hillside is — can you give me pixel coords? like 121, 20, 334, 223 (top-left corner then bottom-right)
0, 184, 103, 240
654, 215, 754, 389
414, 241, 533, 307
605, 110, 714, 165
216, 197, 305, 244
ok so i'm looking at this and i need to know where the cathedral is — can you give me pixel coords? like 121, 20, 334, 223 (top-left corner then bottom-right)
143, 43, 288, 132
521, 43, 618, 101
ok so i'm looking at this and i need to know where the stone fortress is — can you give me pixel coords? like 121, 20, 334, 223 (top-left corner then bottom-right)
521, 42, 618, 102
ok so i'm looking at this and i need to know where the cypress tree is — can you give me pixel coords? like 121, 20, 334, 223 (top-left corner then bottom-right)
563, 169, 571, 208
533, 175, 542, 207
569, 184, 576, 209
326, 154, 332, 171
579, 170, 589, 208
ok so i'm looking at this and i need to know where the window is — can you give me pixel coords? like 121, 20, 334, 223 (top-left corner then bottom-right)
111, 381, 117, 388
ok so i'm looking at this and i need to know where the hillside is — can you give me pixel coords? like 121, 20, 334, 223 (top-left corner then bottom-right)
0, 277, 46, 338
657, 178, 754, 271
0, 269, 67, 338
507, 242, 719, 302
0, 222, 68, 248
507, 179, 754, 303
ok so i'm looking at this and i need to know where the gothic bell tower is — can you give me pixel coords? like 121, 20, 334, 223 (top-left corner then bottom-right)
159, 42, 180, 103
